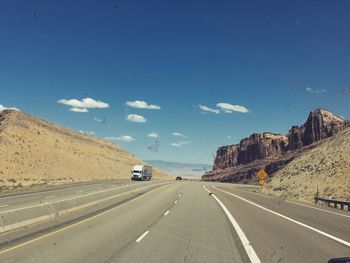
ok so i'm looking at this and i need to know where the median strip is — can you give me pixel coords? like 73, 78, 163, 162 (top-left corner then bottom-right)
0, 183, 170, 255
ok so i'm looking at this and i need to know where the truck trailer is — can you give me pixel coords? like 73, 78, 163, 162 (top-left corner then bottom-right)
131, 165, 152, 181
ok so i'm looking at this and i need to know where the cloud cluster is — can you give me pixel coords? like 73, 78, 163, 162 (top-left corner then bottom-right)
0, 104, 20, 112
126, 100, 161, 110
105, 135, 135, 142
199, 105, 219, 114
198, 102, 249, 114
148, 132, 160, 138
173, 132, 187, 137
305, 87, 327, 94
117, 135, 135, 142
171, 141, 192, 147
58, 98, 109, 113
127, 114, 146, 123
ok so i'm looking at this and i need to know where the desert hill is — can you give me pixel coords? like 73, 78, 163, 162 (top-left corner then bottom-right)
262, 126, 350, 202
0, 110, 168, 190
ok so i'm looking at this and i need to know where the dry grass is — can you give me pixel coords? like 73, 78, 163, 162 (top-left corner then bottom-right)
0, 110, 169, 190
262, 127, 350, 202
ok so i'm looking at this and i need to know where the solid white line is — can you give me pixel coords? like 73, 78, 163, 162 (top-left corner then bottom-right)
203, 186, 261, 263
213, 186, 350, 248
0, 205, 9, 208
164, 210, 170, 216
136, 231, 150, 243
174, 200, 178, 204
286, 200, 350, 219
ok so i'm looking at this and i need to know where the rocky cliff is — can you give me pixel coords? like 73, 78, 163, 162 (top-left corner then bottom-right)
203, 109, 349, 183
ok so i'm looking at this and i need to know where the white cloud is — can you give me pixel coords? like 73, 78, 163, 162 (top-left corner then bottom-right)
70, 107, 88, 113
305, 87, 327, 94
117, 135, 135, 142
79, 130, 95, 135
148, 132, 160, 138
126, 100, 161, 110
0, 104, 20, 112
93, 117, 105, 123
216, 102, 249, 113
57, 98, 109, 109
199, 105, 220, 114
171, 141, 192, 147
173, 132, 187, 137
126, 114, 146, 123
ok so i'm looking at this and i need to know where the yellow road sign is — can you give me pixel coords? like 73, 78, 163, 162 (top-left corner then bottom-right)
259, 179, 265, 185
257, 168, 268, 180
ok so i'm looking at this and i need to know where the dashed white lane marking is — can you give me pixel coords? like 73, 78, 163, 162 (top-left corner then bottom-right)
174, 200, 178, 204
136, 231, 150, 243
0, 205, 9, 208
203, 185, 261, 263
286, 200, 350, 219
164, 210, 170, 216
45, 196, 55, 199
213, 186, 350, 248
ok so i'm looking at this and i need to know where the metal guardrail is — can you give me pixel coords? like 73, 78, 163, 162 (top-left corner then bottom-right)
315, 197, 350, 211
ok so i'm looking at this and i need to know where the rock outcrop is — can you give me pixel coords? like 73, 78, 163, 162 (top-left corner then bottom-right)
203, 109, 349, 183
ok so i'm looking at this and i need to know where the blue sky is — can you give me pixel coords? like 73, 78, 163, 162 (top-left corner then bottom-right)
1, 0, 350, 164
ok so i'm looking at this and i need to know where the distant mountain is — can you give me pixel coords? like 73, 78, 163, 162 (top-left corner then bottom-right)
145, 160, 212, 178
203, 108, 350, 183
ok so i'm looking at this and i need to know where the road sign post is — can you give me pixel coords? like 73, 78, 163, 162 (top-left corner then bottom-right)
257, 168, 268, 185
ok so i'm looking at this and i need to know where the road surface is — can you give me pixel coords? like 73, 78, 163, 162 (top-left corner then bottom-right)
0, 181, 349, 263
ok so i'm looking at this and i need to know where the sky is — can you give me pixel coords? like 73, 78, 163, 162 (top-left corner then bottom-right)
1, 0, 350, 164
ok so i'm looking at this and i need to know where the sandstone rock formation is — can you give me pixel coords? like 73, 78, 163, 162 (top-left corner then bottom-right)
203, 109, 349, 183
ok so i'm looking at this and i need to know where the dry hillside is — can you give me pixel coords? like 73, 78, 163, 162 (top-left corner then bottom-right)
0, 110, 168, 189
262, 127, 350, 203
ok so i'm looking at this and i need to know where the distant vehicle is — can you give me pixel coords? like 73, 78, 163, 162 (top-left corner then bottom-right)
176, 176, 182, 180
131, 165, 152, 181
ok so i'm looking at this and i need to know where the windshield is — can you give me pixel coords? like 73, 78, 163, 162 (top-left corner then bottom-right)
0, 1, 349, 263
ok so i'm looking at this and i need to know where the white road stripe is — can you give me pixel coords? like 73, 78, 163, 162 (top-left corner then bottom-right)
203, 185, 261, 263
0, 205, 9, 208
45, 196, 55, 199
286, 200, 350, 219
213, 186, 350, 248
136, 231, 150, 243
164, 210, 170, 216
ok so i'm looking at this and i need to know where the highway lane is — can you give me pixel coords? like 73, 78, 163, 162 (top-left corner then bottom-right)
0, 181, 349, 263
207, 183, 350, 263
0, 182, 244, 263
0, 180, 155, 212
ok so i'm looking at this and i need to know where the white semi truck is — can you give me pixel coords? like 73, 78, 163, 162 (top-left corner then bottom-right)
131, 165, 152, 181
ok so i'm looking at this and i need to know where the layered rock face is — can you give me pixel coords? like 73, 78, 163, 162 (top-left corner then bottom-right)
203, 109, 349, 183
213, 133, 288, 170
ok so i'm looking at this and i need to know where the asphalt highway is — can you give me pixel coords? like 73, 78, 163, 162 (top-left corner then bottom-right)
0, 181, 348, 263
